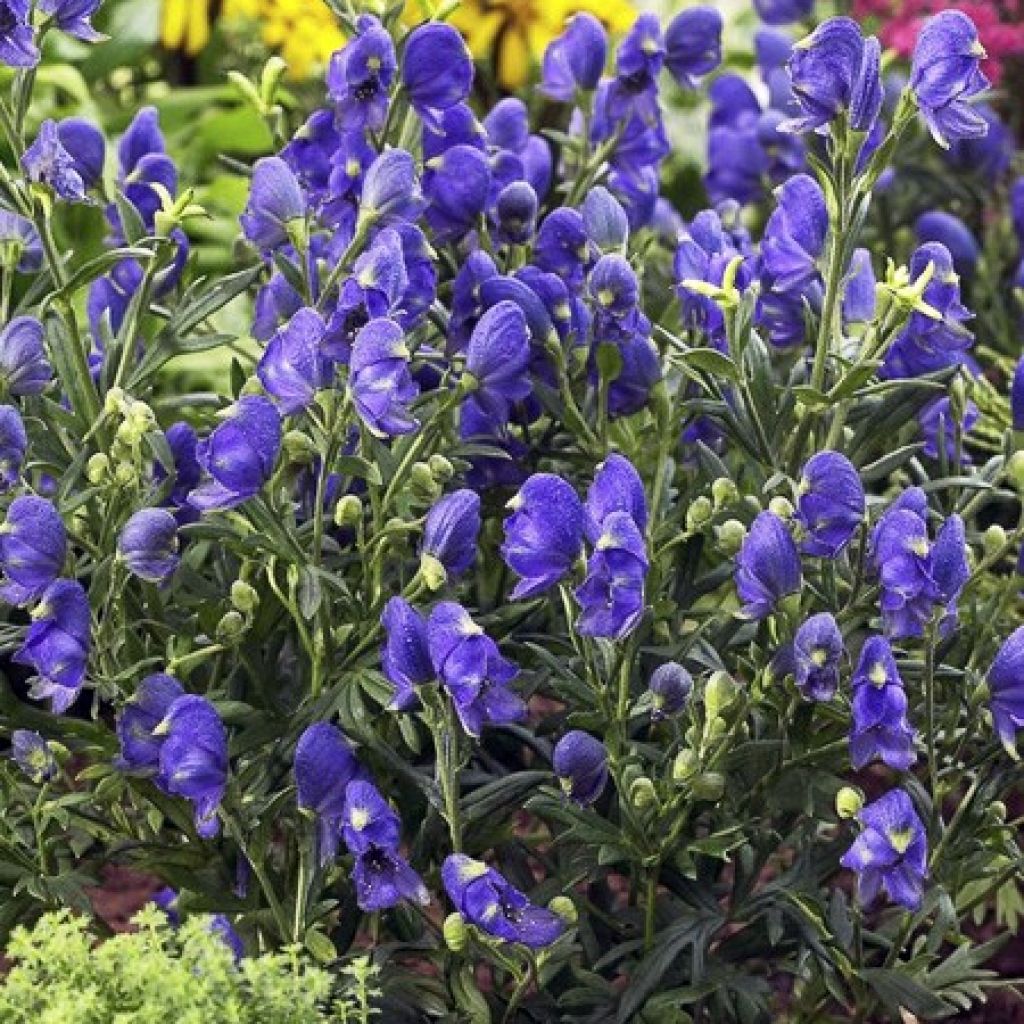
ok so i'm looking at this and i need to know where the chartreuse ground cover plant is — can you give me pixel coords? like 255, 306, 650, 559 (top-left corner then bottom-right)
2, 0, 1024, 1021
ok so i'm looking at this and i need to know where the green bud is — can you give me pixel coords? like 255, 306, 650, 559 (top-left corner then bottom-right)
334, 494, 363, 528
259, 55, 289, 107
428, 453, 454, 482
835, 786, 864, 820
443, 912, 468, 953
239, 376, 264, 397
768, 496, 794, 520
410, 461, 437, 494
716, 519, 746, 555
672, 749, 699, 783
686, 496, 713, 533
704, 671, 736, 718
228, 70, 265, 112
86, 453, 110, 485
230, 581, 259, 614
113, 463, 136, 487
419, 553, 447, 591
989, 801, 1007, 823
548, 896, 578, 924
983, 524, 1007, 558
104, 387, 126, 415
711, 477, 738, 508
703, 714, 727, 742
629, 776, 658, 809
283, 430, 316, 464
1006, 451, 1024, 490
216, 610, 246, 643
691, 772, 725, 802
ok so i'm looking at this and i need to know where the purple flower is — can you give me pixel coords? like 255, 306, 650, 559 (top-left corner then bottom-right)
606, 13, 664, 125
542, 12, 607, 100
426, 102, 487, 159
0, 405, 27, 491
240, 157, 306, 252
158, 421, 202, 517
585, 453, 647, 542
582, 187, 629, 255
295, 722, 365, 865
341, 778, 400, 855
910, 11, 989, 149
918, 395, 978, 461
155, 695, 228, 839
552, 731, 607, 806
464, 300, 532, 426
116, 673, 185, 772
0, 210, 42, 272
401, 23, 473, 128
349, 317, 418, 437
380, 597, 433, 710
257, 307, 328, 415
649, 662, 693, 720
665, 7, 723, 90
442, 854, 564, 948
15, 579, 90, 713
421, 490, 480, 584
987, 626, 1024, 756
0, 495, 66, 606
754, 0, 813, 26
22, 120, 87, 202
575, 511, 648, 640
849, 636, 917, 771
359, 149, 424, 227
39, 0, 103, 41
840, 789, 928, 910
501, 474, 584, 600
423, 144, 492, 244
915, 211, 979, 280
0, 316, 52, 396
118, 508, 180, 584
534, 207, 594, 290
1012, 358, 1024, 432
735, 512, 802, 620
590, 254, 639, 318
797, 451, 864, 558
427, 602, 525, 737
56, 117, 105, 189
188, 396, 282, 511
791, 612, 843, 702
11, 729, 56, 782
494, 181, 538, 246
327, 15, 396, 132
0, 0, 38, 66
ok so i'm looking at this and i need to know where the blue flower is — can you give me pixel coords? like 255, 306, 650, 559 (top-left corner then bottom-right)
11, 729, 56, 782
840, 788, 928, 910
295, 722, 365, 865
427, 601, 525, 737
327, 15, 396, 132
0, 316, 52, 396
380, 597, 433, 710
590, 254, 639, 319
349, 317, 419, 437
0, 495, 66, 606
552, 731, 607, 806
585, 453, 648, 542
665, 7, 723, 90
582, 187, 629, 255
575, 511, 649, 640
494, 181, 538, 246
797, 451, 865, 558
501, 474, 585, 600
39, 0, 103, 41
0, 0, 38, 66
0, 405, 27, 491
754, 0, 813, 26
56, 117, 105, 189
425, 102, 486, 160
442, 854, 564, 948
464, 300, 532, 426
401, 23, 473, 129
15, 579, 90, 713
118, 508, 180, 584
649, 662, 693, 720
257, 307, 328, 415
791, 612, 843, 702
421, 489, 481, 585
22, 120, 87, 202
359, 148, 424, 227
915, 211, 979, 280
189, 396, 282, 512
987, 626, 1024, 756
606, 13, 664, 125
240, 157, 306, 253
158, 421, 202, 519
910, 11, 989, 149
534, 207, 594, 290
918, 395, 978, 462
423, 144, 492, 244
155, 695, 228, 839
1013, 358, 1024, 432
735, 511, 802, 620
0, 209, 42, 272
849, 636, 917, 771
542, 12, 607, 101
116, 673, 185, 772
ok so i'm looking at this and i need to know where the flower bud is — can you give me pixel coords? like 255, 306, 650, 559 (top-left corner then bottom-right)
716, 518, 746, 555
648, 662, 692, 720
104, 387, 126, 416
672, 749, 699, 783
117, 508, 180, 584
705, 671, 736, 718
768, 496, 794, 520
691, 772, 725, 802
216, 610, 246, 643
711, 477, 738, 508
428, 453, 455, 482
419, 553, 448, 591
443, 912, 468, 953
1006, 451, 1024, 491
553, 731, 608, 806
86, 453, 110, 485
334, 495, 363, 528
686, 496, 713, 533
988, 801, 1007, 823
983, 524, 1007, 558
410, 461, 438, 496
114, 463, 136, 487
230, 580, 259, 614
629, 776, 658, 809
548, 896, 578, 924
835, 786, 864, 820
282, 429, 316, 464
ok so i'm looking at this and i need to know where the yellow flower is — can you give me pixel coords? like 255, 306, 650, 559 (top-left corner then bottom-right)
161, 0, 217, 55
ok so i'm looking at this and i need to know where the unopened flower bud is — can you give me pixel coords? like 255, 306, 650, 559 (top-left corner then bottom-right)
419, 552, 447, 591
443, 912, 468, 952
548, 896, 578, 924
716, 518, 746, 555
104, 387, 125, 415
983, 524, 1007, 558
691, 772, 725, 802
282, 430, 316, 464
428, 453, 454, 482
114, 463, 136, 487
410, 461, 437, 494
334, 494, 362, 528
629, 776, 658, 809
988, 801, 1007, 823
835, 786, 864, 820
86, 453, 110, 485
231, 580, 259, 614
711, 477, 738, 508
768, 496, 794, 520
686, 496, 713, 532
216, 610, 246, 643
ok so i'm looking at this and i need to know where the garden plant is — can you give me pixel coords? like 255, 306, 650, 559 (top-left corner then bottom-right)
1, 0, 1024, 1021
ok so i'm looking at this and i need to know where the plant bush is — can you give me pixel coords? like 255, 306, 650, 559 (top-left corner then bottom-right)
1, 1, 1024, 1022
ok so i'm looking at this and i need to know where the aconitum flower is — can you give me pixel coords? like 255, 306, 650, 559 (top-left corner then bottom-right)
501, 474, 585, 599
158, 421, 202, 518
755, 0, 813, 26
850, 636, 916, 770
295, 722, 364, 864
649, 662, 693, 720
552, 731, 608, 806
797, 451, 865, 558
494, 181, 538, 246
423, 144, 491, 243
590, 254, 639, 318
240, 157, 306, 252
0, 316, 52, 396
401, 23, 473, 128
915, 211, 979, 280
39, 0, 103, 41
22, 120, 87, 202
464, 301, 531, 425
785, 18, 882, 134
542, 12, 607, 101
582, 187, 629, 255
0, 405, 27, 490
0, 0, 38, 66
427, 602, 526, 737
359, 149, 424, 227
421, 490, 481, 585
327, 15, 396, 131
910, 11, 990, 149
1012, 358, 1024, 431
735, 512, 802, 620
156, 695, 228, 839
257, 307, 327, 415
0, 210, 42, 272
575, 511, 649, 640
380, 597, 433, 710
188, 396, 282, 512
15, 579, 90, 713
442, 854, 564, 948
11, 730, 56, 782
665, 7, 723, 89
0, 495, 66, 605
918, 395, 978, 461
118, 508, 180, 584
116, 673, 185, 772
840, 788, 927, 910
792, 612, 844, 702
535, 207, 594, 290
987, 626, 1024, 755
585, 453, 647, 542
349, 318, 418, 437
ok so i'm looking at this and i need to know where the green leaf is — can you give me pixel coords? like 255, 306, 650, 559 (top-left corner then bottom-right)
861, 968, 956, 1019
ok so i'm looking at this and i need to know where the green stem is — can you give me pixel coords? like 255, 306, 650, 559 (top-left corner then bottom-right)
643, 867, 658, 953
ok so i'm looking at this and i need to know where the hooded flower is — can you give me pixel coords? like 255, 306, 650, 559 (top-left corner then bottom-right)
39, 0, 103, 41
797, 451, 865, 558
421, 490, 481, 586
754, 0, 813, 26
442, 854, 564, 948
0, 405, 27, 491
116, 673, 185, 772
541, 12, 607, 101
735, 511, 802, 620
0, 0, 38, 66
463, 300, 532, 426
257, 308, 328, 416
327, 15, 396, 132
118, 508, 180, 584
349, 317, 419, 437
840, 788, 928, 910
11, 729, 56, 782
665, 7, 723, 90
791, 612, 844, 702
849, 636, 917, 770
585, 453, 648, 542
575, 511, 649, 640
380, 597, 433, 710
358, 149, 424, 227
0, 316, 52, 396
915, 211, 979, 280
986, 627, 1024, 756
552, 731, 608, 806
423, 144, 492, 244
21, 120, 88, 202
0, 495, 66, 605
501, 474, 585, 600
649, 662, 693, 720
401, 23, 474, 128
240, 157, 306, 252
